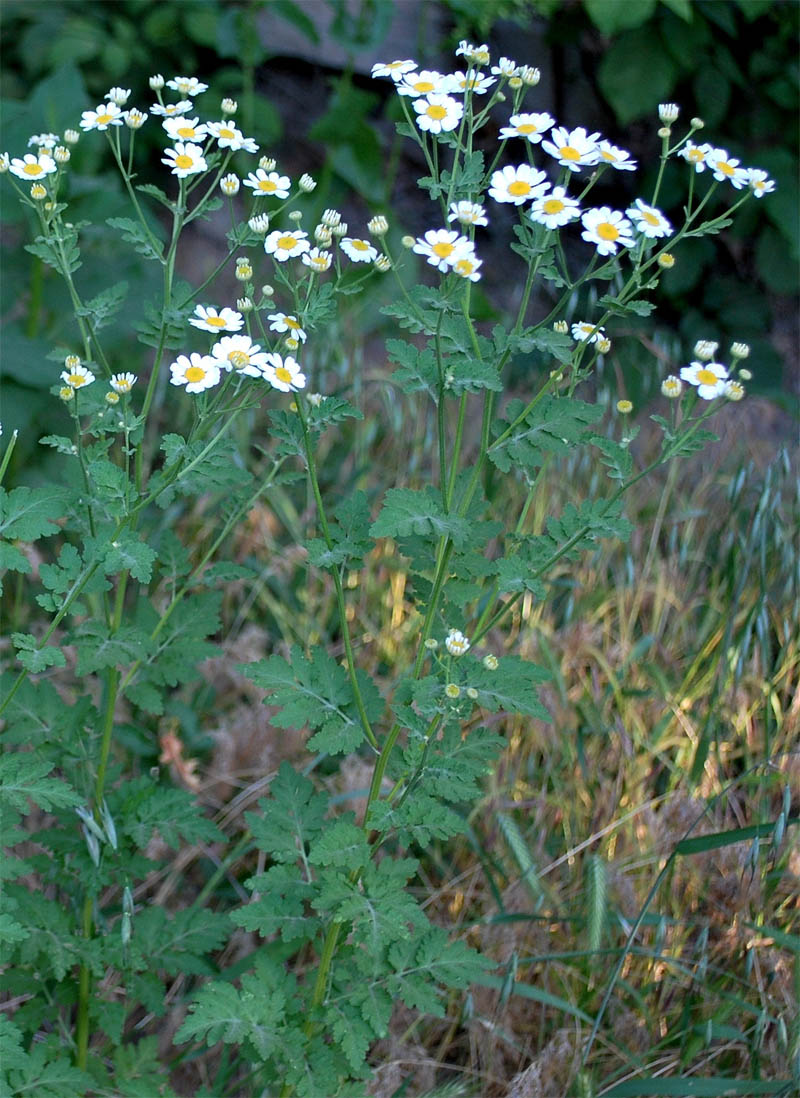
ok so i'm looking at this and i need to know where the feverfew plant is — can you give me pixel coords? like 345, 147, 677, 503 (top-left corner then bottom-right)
0, 46, 775, 1097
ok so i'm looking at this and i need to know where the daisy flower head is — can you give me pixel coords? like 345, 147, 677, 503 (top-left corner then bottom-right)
162, 141, 207, 178
210, 334, 269, 378
455, 41, 490, 65
248, 213, 270, 235
580, 207, 635, 256
627, 198, 672, 239
397, 70, 448, 97
499, 112, 555, 144
661, 375, 683, 399
571, 321, 606, 344
30, 183, 47, 201
445, 70, 496, 95
520, 65, 540, 86
413, 228, 472, 272
724, 380, 745, 401
452, 251, 482, 282
28, 133, 59, 150
110, 372, 137, 393
167, 76, 209, 97
221, 98, 238, 115
444, 683, 461, 700
261, 353, 306, 393
60, 365, 95, 389
170, 353, 220, 393
265, 229, 310, 262
448, 200, 488, 227
9, 153, 56, 181
268, 313, 307, 343
445, 628, 470, 656
163, 115, 208, 142
220, 173, 240, 196
80, 103, 123, 131
680, 361, 729, 399
491, 57, 519, 77
189, 305, 244, 333
747, 168, 776, 198
367, 215, 389, 236
302, 247, 333, 273
529, 185, 581, 229
340, 237, 378, 263
299, 173, 316, 192
374, 253, 391, 272
150, 100, 193, 118
106, 87, 130, 106
488, 163, 548, 205
244, 169, 291, 198
124, 109, 148, 130
413, 93, 464, 134
207, 120, 258, 152
678, 141, 711, 172
371, 59, 417, 81
705, 147, 748, 188
596, 140, 637, 171
542, 126, 601, 171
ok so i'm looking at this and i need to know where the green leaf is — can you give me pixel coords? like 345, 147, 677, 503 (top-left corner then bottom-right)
585, 0, 656, 35
598, 28, 679, 123
468, 656, 551, 720
489, 396, 603, 474
591, 435, 634, 480
314, 857, 424, 953
234, 864, 321, 944
308, 817, 370, 869
128, 907, 230, 976
10, 634, 67, 672
306, 490, 373, 569
0, 486, 64, 540
75, 280, 129, 328
4, 1045, 94, 1098
175, 971, 286, 1060
370, 487, 472, 548
389, 926, 493, 1016
245, 761, 329, 863
0, 755, 82, 815
117, 780, 224, 850
85, 531, 157, 583
71, 621, 152, 675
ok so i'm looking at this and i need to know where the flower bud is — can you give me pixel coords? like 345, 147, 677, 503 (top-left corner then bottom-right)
658, 103, 679, 123
690, 117, 704, 130
235, 258, 253, 281
30, 183, 47, 201
248, 213, 270, 235
658, 253, 675, 269
149, 74, 165, 90
0, 152, 9, 173
236, 296, 254, 312
307, 392, 323, 407
108, 87, 131, 106
693, 340, 718, 361
483, 654, 499, 670
105, 391, 120, 404
64, 129, 80, 145
59, 386, 74, 401
616, 399, 633, 414
657, 126, 671, 139
401, 234, 415, 248
521, 65, 540, 86
508, 78, 521, 90
314, 224, 333, 245
374, 254, 391, 272
288, 209, 303, 222
367, 214, 388, 236
424, 637, 438, 650
444, 683, 461, 699
221, 97, 238, 115
259, 156, 277, 171
661, 375, 683, 399
261, 284, 274, 298
64, 354, 81, 369
597, 337, 612, 354
466, 686, 479, 700
124, 109, 147, 130
724, 380, 744, 401
220, 173, 240, 196
54, 146, 70, 163
553, 320, 569, 334
738, 368, 752, 380
298, 173, 316, 192
332, 221, 347, 237
731, 341, 750, 359
321, 208, 341, 228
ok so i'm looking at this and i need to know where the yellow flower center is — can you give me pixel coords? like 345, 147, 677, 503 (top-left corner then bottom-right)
67, 373, 84, 386
351, 240, 370, 251
219, 128, 235, 139
413, 80, 435, 93
696, 369, 718, 386
175, 155, 193, 169
455, 259, 474, 274
117, 381, 131, 391
177, 126, 195, 138
228, 351, 250, 369
543, 198, 564, 214
597, 222, 619, 242
206, 316, 227, 327
643, 211, 660, 226
688, 148, 704, 161
275, 366, 293, 384
97, 113, 113, 125
559, 145, 580, 161
516, 123, 537, 134
23, 163, 43, 175
259, 179, 277, 191
601, 150, 616, 161
508, 180, 531, 197
432, 241, 454, 258
717, 161, 734, 176
185, 366, 206, 382
277, 234, 297, 250
285, 317, 300, 329
426, 105, 447, 121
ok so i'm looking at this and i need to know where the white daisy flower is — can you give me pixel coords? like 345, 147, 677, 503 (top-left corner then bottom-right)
455, 41, 489, 64
110, 372, 137, 393
367, 214, 389, 235
244, 169, 291, 197
106, 87, 130, 106
210, 334, 269, 378
189, 305, 244, 333
150, 101, 193, 117
596, 140, 637, 171
724, 380, 745, 401
397, 70, 448, 97
529, 186, 581, 229
452, 252, 482, 281
747, 168, 776, 198
491, 57, 519, 77
340, 237, 378, 263
705, 147, 748, 188
571, 321, 606, 343
268, 312, 307, 342
80, 102, 124, 132
124, 109, 148, 129
371, 59, 417, 80
488, 163, 548, 205
626, 198, 672, 238
9, 153, 57, 180
60, 366, 95, 389
444, 70, 495, 95
413, 93, 463, 134
27, 133, 59, 149
661, 375, 683, 399
301, 247, 333, 273
542, 125, 601, 171
220, 173, 240, 196
261, 353, 306, 393
170, 353, 220, 393
678, 141, 712, 172
580, 207, 635, 256
448, 200, 488, 226
163, 115, 208, 142
207, 120, 258, 152
445, 628, 470, 656
498, 112, 555, 144
412, 229, 472, 272
248, 213, 271, 234
679, 360, 729, 399
166, 76, 209, 97
162, 141, 207, 178
264, 229, 310, 262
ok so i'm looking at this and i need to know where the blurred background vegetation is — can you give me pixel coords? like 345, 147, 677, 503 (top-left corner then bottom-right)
1, 0, 797, 462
